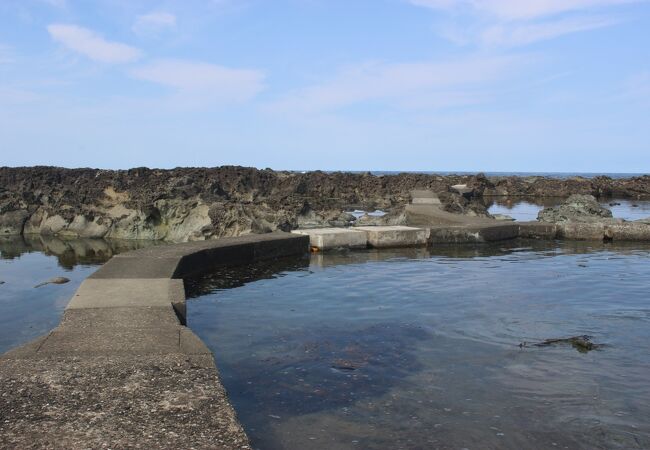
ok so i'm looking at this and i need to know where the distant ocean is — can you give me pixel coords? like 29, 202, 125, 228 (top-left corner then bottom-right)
311, 171, 648, 179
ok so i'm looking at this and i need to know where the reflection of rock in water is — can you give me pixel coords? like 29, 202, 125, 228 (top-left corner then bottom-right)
0, 235, 159, 268
222, 322, 430, 444
184, 256, 310, 298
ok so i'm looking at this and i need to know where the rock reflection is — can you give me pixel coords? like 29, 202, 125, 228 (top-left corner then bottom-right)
0, 235, 160, 268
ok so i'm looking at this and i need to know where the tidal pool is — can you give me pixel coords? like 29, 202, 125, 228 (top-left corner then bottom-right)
187, 240, 650, 450
487, 197, 650, 222
0, 236, 158, 354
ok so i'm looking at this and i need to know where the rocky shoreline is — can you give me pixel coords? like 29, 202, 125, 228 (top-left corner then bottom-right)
1, 166, 649, 241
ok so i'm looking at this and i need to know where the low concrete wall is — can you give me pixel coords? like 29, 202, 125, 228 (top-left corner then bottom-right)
428, 223, 520, 244
0, 231, 309, 449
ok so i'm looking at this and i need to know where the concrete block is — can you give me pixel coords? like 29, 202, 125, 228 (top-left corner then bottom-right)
478, 224, 520, 241
180, 328, 213, 356
519, 222, 558, 240
291, 228, 367, 250
557, 222, 605, 240
451, 184, 472, 195
606, 222, 650, 241
37, 328, 181, 356
355, 226, 428, 248
428, 226, 482, 244
90, 256, 181, 279
60, 306, 181, 330
411, 190, 441, 205
66, 278, 185, 310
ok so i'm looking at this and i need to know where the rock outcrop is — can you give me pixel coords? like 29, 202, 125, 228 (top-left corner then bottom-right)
1, 167, 649, 241
537, 195, 614, 223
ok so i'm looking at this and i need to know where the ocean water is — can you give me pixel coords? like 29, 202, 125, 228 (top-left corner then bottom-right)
187, 241, 650, 450
0, 236, 158, 354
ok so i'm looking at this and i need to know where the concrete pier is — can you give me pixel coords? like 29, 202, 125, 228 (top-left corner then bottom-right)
0, 232, 309, 449
355, 225, 428, 248
291, 227, 367, 251
4, 215, 650, 448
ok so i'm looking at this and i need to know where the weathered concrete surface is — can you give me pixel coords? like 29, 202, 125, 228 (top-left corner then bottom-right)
410, 190, 441, 205
291, 227, 367, 250
0, 231, 309, 450
427, 223, 519, 244
519, 222, 559, 240
355, 225, 428, 248
405, 203, 496, 226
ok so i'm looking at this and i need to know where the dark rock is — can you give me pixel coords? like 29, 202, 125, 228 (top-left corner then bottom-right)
2, 167, 649, 241
537, 195, 613, 223
522, 335, 603, 353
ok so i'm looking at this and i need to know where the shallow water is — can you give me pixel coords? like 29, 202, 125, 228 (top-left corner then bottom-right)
0, 236, 158, 354
187, 241, 650, 450
487, 197, 650, 222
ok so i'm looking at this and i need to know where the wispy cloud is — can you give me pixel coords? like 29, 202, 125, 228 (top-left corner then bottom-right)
480, 15, 619, 46
410, 0, 640, 20
130, 59, 265, 103
410, 0, 640, 46
132, 11, 177, 35
47, 24, 142, 64
267, 55, 521, 114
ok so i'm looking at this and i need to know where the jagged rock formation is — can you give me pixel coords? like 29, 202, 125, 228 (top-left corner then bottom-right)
1, 167, 649, 241
537, 195, 614, 223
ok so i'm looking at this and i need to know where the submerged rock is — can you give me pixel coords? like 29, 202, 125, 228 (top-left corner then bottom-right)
520, 335, 603, 352
34, 277, 70, 288
537, 195, 613, 223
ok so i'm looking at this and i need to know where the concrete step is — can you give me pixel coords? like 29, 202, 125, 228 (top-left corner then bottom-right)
291, 228, 367, 250
354, 226, 428, 248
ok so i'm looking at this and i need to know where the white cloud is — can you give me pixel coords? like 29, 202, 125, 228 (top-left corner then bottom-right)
47, 24, 141, 64
267, 55, 520, 114
130, 59, 265, 103
480, 15, 618, 46
410, 0, 641, 47
410, 0, 640, 21
132, 11, 177, 35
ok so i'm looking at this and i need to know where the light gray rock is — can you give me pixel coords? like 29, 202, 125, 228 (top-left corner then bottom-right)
34, 276, 71, 288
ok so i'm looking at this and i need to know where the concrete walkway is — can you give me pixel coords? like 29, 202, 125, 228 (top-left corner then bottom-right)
0, 232, 309, 450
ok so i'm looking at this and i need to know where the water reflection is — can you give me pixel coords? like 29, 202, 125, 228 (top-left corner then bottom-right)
0, 236, 158, 354
0, 235, 161, 268
484, 197, 650, 222
188, 239, 650, 450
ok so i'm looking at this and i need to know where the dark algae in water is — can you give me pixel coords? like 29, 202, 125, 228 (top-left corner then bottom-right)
520, 335, 604, 352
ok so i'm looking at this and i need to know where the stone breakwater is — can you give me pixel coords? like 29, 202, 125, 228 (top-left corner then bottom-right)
0, 232, 309, 449
2, 166, 650, 241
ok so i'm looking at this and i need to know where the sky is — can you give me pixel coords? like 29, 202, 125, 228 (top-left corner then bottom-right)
0, 0, 649, 172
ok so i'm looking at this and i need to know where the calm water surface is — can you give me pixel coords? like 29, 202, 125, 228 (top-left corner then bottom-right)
487, 198, 650, 222
0, 236, 158, 354
187, 240, 650, 450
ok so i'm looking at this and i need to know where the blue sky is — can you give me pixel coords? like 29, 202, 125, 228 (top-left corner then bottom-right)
0, 0, 648, 172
